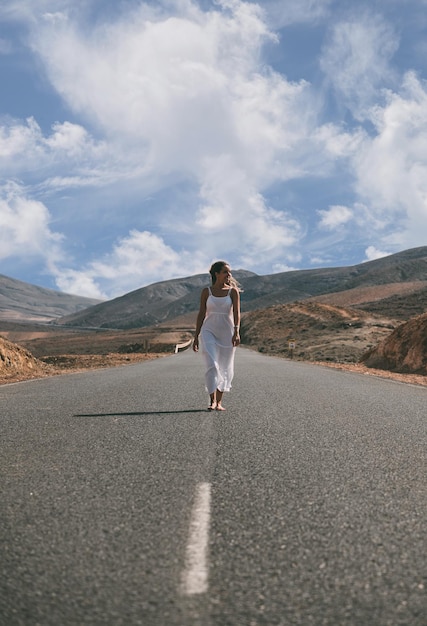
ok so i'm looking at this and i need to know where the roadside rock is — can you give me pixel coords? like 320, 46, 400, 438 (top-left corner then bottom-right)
361, 312, 427, 374
0, 336, 50, 382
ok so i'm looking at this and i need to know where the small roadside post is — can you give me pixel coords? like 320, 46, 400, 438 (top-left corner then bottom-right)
288, 339, 296, 359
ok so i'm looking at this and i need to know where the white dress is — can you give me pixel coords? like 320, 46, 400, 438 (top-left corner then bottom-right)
200, 287, 236, 394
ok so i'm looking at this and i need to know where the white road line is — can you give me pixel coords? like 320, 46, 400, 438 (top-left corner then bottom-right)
180, 482, 211, 596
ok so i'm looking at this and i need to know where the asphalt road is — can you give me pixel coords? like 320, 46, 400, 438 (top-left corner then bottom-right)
1, 348, 426, 626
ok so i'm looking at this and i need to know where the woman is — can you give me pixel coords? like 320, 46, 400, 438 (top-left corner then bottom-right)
193, 261, 241, 411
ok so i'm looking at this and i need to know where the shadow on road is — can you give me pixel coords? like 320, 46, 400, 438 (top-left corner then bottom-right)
74, 409, 207, 417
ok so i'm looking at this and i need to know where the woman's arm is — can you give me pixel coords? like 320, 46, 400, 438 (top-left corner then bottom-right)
193, 287, 209, 352
231, 287, 241, 346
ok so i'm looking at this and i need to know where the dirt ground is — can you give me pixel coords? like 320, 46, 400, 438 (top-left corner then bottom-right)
0, 352, 165, 386
312, 360, 427, 387
0, 325, 186, 385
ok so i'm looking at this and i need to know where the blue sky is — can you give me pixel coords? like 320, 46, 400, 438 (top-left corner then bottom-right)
1, 0, 426, 299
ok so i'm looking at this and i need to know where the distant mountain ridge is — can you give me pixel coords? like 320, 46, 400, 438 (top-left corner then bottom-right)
55, 246, 427, 330
56, 270, 257, 329
0, 274, 102, 322
1, 246, 425, 328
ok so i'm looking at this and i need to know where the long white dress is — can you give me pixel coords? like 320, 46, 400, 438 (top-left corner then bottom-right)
200, 287, 236, 394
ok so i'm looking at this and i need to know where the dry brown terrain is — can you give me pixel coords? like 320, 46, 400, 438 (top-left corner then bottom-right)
240, 301, 396, 363
2, 298, 427, 387
362, 311, 427, 374
0, 325, 189, 385
0, 336, 52, 384
310, 361, 427, 387
239, 301, 427, 386
307, 280, 427, 309
1, 325, 192, 357
0, 335, 166, 385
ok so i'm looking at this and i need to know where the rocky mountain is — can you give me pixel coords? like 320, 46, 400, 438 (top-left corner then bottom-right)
56, 246, 427, 329
0, 274, 102, 322
239, 245, 427, 312
361, 312, 427, 374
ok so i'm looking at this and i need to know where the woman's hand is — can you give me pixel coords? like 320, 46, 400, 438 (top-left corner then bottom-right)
232, 331, 240, 347
193, 337, 199, 352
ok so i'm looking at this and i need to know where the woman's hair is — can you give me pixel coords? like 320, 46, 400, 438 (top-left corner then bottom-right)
209, 261, 241, 290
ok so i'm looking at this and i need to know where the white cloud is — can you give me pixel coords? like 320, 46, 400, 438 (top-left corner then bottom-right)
45, 121, 90, 153
0, 182, 64, 262
54, 230, 207, 298
364, 246, 390, 261
354, 71, 427, 248
52, 270, 105, 300
271, 262, 298, 273
2, 0, 425, 297
314, 123, 366, 160
195, 155, 302, 266
22, 0, 338, 271
32, 3, 272, 143
318, 205, 353, 230
309, 256, 331, 266
0, 117, 42, 160
0, 0, 70, 22
252, 0, 333, 28
320, 12, 399, 121
0, 117, 109, 185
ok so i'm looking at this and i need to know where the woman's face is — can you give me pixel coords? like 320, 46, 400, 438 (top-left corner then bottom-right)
216, 265, 232, 283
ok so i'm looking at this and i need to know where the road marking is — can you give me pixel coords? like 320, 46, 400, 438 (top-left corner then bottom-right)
180, 482, 211, 596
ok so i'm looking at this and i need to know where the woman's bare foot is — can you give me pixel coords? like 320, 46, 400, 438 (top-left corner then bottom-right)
215, 404, 226, 411
208, 402, 217, 411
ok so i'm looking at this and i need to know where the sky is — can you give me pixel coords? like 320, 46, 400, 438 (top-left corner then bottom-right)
1, 0, 427, 300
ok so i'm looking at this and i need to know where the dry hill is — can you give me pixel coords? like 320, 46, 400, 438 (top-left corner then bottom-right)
0, 274, 102, 322
308, 281, 427, 319
362, 312, 427, 374
240, 301, 396, 363
55, 270, 255, 329
54, 247, 427, 330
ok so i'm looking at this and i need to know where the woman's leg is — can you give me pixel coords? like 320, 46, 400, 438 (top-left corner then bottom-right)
208, 391, 217, 410
215, 389, 225, 410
